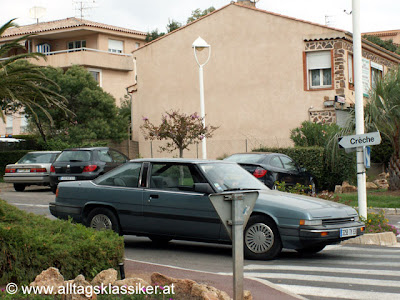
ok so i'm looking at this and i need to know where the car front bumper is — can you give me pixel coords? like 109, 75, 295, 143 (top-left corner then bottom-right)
280, 221, 365, 249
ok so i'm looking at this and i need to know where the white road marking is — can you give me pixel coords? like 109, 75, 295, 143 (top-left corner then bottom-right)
12, 203, 49, 208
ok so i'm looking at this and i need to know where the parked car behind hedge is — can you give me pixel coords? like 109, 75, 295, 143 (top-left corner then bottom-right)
224, 152, 316, 193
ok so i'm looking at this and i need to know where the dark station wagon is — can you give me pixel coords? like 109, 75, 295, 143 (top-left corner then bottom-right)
50, 159, 364, 260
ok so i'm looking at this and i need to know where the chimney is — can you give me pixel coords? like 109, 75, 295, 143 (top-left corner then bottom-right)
236, 0, 256, 8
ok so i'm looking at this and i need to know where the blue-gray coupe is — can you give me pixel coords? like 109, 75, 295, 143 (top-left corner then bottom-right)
50, 158, 365, 260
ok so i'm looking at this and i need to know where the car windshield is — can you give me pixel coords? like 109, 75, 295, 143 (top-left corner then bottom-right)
17, 153, 58, 164
224, 154, 266, 164
199, 163, 268, 192
56, 151, 91, 162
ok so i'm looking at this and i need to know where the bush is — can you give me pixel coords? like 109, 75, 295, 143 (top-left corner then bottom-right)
290, 121, 340, 147
0, 150, 31, 175
252, 146, 356, 190
0, 200, 124, 284
361, 210, 399, 235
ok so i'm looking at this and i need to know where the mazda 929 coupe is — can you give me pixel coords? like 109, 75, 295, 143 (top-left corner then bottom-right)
50, 159, 364, 260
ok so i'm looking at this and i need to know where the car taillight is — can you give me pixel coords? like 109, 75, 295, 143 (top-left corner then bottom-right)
5, 168, 16, 173
56, 188, 59, 197
83, 165, 97, 172
50, 165, 55, 173
30, 168, 47, 173
253, 167, 267, 178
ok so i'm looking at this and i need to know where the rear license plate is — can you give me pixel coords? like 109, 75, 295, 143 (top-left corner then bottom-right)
340, 227, 357, 238
17, 169, 30, 173
59, 176, 76, 181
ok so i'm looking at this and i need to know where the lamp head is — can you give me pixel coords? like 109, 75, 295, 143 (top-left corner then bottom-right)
192, 37, 210, 52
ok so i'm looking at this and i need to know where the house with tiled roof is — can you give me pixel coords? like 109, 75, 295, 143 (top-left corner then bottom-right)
131, 0, 400, 159
363, 29, 400, 46
0, 17, 146, 135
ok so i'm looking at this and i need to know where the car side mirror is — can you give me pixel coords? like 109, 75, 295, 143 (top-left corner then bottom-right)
299, 167, 306, 173
194, 183, 214, 194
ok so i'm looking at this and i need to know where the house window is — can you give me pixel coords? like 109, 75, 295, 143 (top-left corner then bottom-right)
306, 51, 332, 89
108, 39, 123, 53
135, 42, 140, 49
36, 43, 51, 53
68, 40, 86, 50
371, 62, 383, 90
6, 115, 13, 134
87, 68, 102, 87
20, 114, 28, 133
348, 54, 354, 85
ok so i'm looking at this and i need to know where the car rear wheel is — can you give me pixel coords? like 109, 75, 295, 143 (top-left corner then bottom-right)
87, 207, 120, 235
296, 245, 326, 255
244, 215, 282, 260
13, 183, 26, 192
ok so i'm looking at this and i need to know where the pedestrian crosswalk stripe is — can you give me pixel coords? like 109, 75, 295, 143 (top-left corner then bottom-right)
275, 283, 400, 300
242, 265, 400, 277
245, 272, 400, 287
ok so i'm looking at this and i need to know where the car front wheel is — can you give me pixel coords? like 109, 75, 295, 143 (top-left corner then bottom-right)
244, 215, 282, 260
13, 183, 26, 192
87, 207, 120, 235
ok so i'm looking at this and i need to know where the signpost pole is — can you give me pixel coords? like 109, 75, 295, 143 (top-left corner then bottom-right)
352, 0, 367, 219
232, 193, 244, 300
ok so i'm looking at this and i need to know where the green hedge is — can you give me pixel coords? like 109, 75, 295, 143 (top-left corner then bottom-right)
0, 200, 124, 284
0, 150, 31, 175
252, 146, 356, 191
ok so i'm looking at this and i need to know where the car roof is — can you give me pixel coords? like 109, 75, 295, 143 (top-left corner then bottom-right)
130, 158, 235, 164
63, 147, 110, 151
28, 151, 61, 153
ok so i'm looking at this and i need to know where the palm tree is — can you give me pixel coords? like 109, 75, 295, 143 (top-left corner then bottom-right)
0, 19, 68, 125
366, 68, 400, 190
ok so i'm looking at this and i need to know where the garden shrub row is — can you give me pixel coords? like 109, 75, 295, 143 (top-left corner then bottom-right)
252, 146, 356, 191
0, 200, 124, 284
0, 150, 31, 175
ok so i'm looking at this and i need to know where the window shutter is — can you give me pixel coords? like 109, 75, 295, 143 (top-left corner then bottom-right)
108, 39, 123, 52
307, 51, 331, 70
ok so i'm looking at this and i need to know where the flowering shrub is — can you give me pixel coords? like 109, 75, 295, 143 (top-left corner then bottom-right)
361, 210, 399, 236
140, 110, 218, 157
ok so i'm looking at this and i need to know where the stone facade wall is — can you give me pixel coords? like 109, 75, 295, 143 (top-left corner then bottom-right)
305, 39, 398, 97
309, 109, 336, 124
108, 140, 139, 159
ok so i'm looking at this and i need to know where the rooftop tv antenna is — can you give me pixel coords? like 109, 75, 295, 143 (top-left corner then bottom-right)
73, 0, 97, 20
325, 15, 336, 27
29, 6, 46, 24
249, 0, 260, 7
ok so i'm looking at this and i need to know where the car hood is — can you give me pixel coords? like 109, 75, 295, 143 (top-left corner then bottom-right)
256, 189, 357, 218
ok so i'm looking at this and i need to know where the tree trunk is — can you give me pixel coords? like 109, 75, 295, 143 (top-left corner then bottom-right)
388, 154, 400, 190
179, 148, 184, 158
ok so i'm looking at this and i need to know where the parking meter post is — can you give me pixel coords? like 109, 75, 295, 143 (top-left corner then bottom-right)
232, 193, 244, 300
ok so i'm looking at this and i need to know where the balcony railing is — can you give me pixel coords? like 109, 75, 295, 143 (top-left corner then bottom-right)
2, 48, 134, 71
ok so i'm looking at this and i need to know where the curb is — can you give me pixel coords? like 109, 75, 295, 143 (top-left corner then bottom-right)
342, 232, 398, 246
368, 207, 400, 215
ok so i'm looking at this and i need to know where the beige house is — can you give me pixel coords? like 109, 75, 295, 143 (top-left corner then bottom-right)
364, 29, 400, 46
0, 17, 146, 135
131, 1, 400, 159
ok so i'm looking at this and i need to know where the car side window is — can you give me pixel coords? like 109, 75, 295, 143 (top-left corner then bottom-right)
94, 163, 141, 187
269, 156, 284, 168
150, 163, 203, 190
110, 150, 128, 163
98, 150, 113, 162
280, 156, 298, 172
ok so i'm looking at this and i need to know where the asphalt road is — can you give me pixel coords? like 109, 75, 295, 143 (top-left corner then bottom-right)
2, 184, 400, 299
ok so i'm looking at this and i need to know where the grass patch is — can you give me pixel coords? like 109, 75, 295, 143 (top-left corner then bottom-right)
335, 190, 400, 208
0, 199, 124, 285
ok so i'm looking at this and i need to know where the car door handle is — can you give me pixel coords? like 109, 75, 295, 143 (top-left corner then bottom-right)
148, 194, 159, 202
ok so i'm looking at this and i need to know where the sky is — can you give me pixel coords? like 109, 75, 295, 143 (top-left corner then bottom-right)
1, 0, 400, 34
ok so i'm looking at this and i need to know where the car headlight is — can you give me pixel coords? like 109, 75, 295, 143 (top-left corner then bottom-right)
299, 219, 322, 226
353, 215, 359, 222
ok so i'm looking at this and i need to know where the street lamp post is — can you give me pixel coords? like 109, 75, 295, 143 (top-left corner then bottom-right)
192, 37, 211, 159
